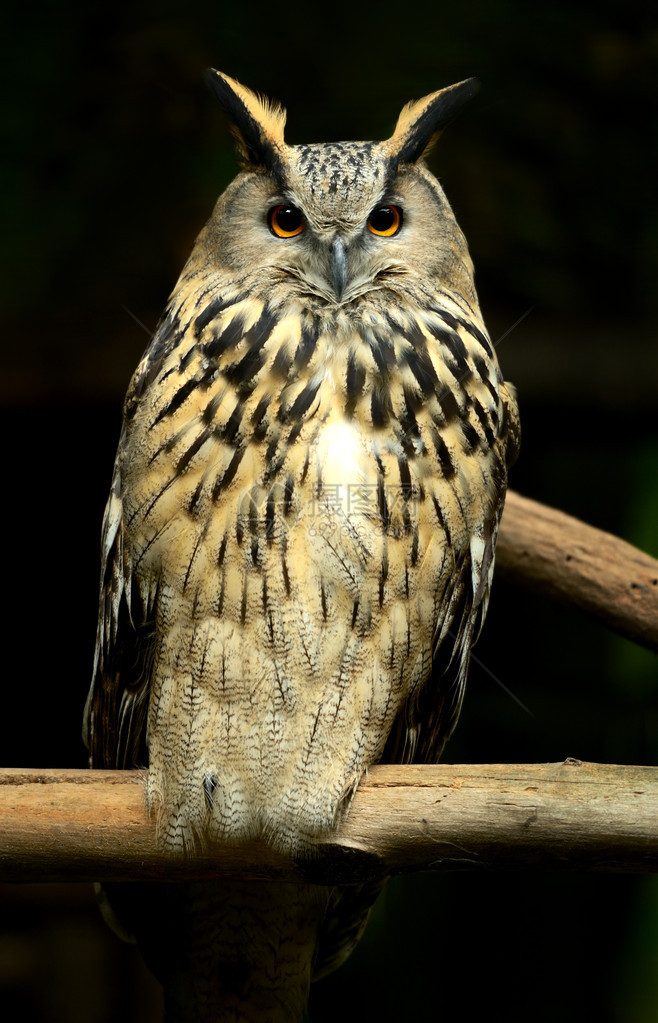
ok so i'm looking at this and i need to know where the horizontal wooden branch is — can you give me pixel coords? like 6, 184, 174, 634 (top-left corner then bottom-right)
496, 490, 658, 652
2, 762, 657, 883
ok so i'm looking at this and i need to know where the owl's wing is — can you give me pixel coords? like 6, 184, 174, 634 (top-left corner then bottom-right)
382, 379, 520, 767
82, 451, 152, 769
83, 311, 182, 770
379, 534, 484, 768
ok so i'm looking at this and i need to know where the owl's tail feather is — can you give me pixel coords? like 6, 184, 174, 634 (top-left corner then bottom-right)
103, 880, 328, 1022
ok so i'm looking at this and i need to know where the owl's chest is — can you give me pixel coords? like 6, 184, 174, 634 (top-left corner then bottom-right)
123, 307, 489, 611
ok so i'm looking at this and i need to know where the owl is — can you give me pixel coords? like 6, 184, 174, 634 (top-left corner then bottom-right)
84, 71, 519, 1022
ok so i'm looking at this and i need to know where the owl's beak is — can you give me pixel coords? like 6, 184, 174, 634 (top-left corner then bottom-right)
330, 237, 347, 301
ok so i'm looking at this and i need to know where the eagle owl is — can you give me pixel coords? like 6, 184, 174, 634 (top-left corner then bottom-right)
84, 71, 518, 1021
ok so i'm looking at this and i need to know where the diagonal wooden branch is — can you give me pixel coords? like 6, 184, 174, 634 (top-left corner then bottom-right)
496, 490, 658, 652
1, 762, 657, 882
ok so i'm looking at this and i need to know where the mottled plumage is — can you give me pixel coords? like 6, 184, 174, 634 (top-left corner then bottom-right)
84, 71, 518, 1021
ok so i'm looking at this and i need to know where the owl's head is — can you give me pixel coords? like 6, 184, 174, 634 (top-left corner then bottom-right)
200, 70, 480, 309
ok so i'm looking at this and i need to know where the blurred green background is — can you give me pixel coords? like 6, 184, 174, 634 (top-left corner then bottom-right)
1, 0, 657, 1020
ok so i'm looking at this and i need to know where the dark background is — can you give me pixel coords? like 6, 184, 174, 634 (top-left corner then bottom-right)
2, 1, 657, 1020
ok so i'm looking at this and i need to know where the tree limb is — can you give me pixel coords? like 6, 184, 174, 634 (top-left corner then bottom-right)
1, 762, 657, 883
497, 490, 658, 652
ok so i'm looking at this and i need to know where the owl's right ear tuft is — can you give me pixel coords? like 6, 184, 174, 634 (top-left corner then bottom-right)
204, 69, 287, 172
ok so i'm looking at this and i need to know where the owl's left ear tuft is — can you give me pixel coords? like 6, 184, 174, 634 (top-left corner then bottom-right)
386, 78, 479, 165
204, 69, 287, 172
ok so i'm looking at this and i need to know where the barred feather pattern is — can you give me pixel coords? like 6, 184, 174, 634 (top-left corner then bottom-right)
87, 258, 513, 853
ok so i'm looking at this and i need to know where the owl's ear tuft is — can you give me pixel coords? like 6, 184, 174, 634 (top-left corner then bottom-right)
386, 78, 479, 165
204, 69, 287, 172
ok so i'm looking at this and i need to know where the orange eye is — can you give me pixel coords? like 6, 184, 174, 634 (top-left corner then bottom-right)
268, 204, 305, 238
367, 205, 403, 237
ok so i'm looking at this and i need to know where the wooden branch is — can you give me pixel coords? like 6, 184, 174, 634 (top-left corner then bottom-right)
2, 762, 657, 882
497, 490, 658, 652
